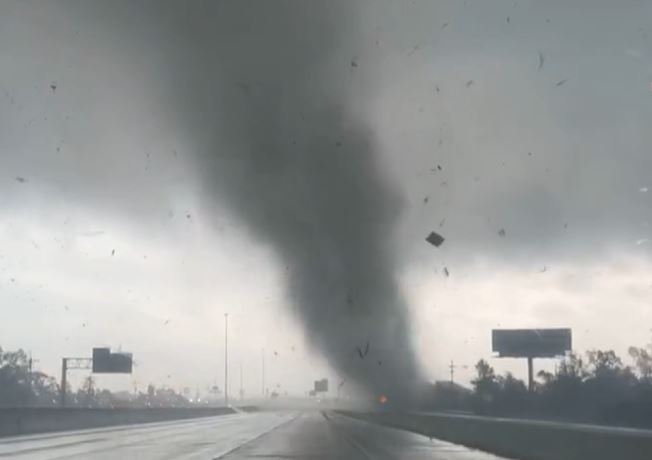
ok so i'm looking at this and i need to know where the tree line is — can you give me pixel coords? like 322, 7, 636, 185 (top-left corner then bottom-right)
0, 346, 202, 408
429, 340, 652, 427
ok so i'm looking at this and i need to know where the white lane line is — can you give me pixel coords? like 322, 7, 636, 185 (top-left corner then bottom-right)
322, 412, 376, 460
211, 413, 300, 460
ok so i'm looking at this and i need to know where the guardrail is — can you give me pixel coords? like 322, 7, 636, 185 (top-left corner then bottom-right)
0, 407, 236, 437
338, 410, 652, 460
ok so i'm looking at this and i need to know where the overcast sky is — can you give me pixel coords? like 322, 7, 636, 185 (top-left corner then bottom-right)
1, 0, 652, 396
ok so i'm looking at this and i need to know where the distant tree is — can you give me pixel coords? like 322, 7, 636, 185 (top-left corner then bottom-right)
76, 376, 96, 407
629, 346, 652, 382
0, 347, 32, 407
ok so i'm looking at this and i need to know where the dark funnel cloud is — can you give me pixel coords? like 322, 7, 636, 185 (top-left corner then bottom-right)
117, 1, 425, 397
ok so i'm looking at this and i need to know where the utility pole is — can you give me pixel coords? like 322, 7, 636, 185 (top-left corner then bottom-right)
224, 313, 229, 406
449, 360, 456, 384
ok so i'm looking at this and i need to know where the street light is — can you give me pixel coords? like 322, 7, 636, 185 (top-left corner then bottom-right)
224, 313, 228, 406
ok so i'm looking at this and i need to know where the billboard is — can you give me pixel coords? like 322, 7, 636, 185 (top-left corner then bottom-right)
314, 378, 328, 393
492, 328, 571, 358
92, 347, 133, 373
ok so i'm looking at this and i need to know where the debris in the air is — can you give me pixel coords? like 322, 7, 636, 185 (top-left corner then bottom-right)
437, 164, 442, 171
423, 196, 429, 204
426, 231, 445, 247
564, 223, 568, 229
466, 80, 474, 87
82, 322, 87, 328
10, 278, 15, 283
291, 346, 296, 352
443, 267, 450, 277
273, 350, 279, 356
442, 22, 449, 29
356, 341, 370, 359
186, 213, 191, 219
538, 51, 545, 70
439, 218, 446, 228
111, 249, 115, 256
350, 58, 358, 68
335, 141, 342, 147
540, 266, 547, 273
636, 239, 649, 246
50, 83, 57, 93
528, 152, 533, 156
555, 79, 568, 87
15, 176, 27, 183
498, 228, 506, 237
639, 187, 648, 192
164, 319, 170, 325
435, 85, 440, 93
378, 360, 382, 366
506, 16, 510, 23
409, 44, 420, 56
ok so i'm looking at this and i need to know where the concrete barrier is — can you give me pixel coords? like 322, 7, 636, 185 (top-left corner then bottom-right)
0, 407, 236, 437
339, 411, 652, 460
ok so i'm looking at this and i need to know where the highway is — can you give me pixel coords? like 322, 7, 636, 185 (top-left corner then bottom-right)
0, 411, 510, 460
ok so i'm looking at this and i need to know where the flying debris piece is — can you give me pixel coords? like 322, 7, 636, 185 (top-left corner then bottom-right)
426, 231, 445, 247
540, 266, 548, 273
111, 249, 115, 256
50, 83, 57, 93
466, 80, 474, 87
377, 360, 382, 366
15, 176, 27, 183
555, 79, 568, 87
435, 85, 440, 93
273, 350, 279, 357
423, 196, 429, 204
506, 16, 510, 23
640, 187, 648, 193
356, 341, 370, 359
439, 218, 446, 228
350, 58, 358, 68
437, 164, 442, 171
538, 51, 545, 70
443, 267, 450, 277
186, 213, 191, 219
498, 228, 506, 237
441, 22, 449, 29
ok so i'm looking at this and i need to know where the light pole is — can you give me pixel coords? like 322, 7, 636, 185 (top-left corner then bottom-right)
261, 348, 266, 397
224, 313, 229, 406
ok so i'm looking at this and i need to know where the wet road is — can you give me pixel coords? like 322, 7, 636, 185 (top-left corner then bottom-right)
0, 411, 510, 459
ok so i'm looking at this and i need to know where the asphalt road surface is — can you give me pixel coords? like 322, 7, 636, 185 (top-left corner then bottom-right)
0, 411, 511, 460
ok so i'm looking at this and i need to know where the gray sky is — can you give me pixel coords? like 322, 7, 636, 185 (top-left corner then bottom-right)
1, 0, 652, 395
